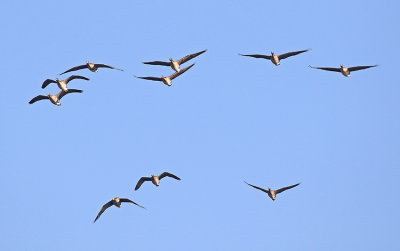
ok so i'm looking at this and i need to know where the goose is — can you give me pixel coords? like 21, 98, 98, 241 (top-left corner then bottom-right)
309, 64, 378, 77
135, 172, 181, 190
60, 61, 123, 75
28, 89, 83, 106
244, 181, 300, 201
94, 197, 145, 223
143, 49, 206, 72
135, 63, 194, 86
42, 75, 89, 92
239, 49, 309, 66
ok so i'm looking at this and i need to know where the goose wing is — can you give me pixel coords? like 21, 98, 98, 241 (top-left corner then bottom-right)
177, 49, 207, 64
94, 200, 114, 223
278, 49, 309, 60
244, 181, 269, 194
158, 172, 181, 180
60, 65, 88, 75
57, 89, 83, 100
142, 61, 171, 66
348, 65, 378, 72
309, 65, 341, 72
135, 76, 163, 82
169, 63, 195, 80
95, 64, 123, 71
65, 75, 90, 84
41, 79, 57, 89
29, 95, 49, 104
120, 198, 146, 209
275, 183, 300, 194
134, 177, 152, 190
239, 53, 271, 60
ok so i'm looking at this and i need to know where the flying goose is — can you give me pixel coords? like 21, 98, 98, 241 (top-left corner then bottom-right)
309, 64, 378, 77
28, 89, 83, 106
94, 197, 145, 223
134, 172, 181, 190
244, 181, 300, 201
240, 49, 309, 66
143, 49, 206, 72
60, 61, 123, 75
42, 75, 89, 92
135, 63, 194, 86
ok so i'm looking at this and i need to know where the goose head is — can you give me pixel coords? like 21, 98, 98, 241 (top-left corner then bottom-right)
340, 64, 344, 69
169, 58, 173, 62
271, 51, 275, 56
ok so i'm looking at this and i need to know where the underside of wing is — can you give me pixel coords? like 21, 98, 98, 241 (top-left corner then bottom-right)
142, 61, 171, 66
60, 65, 87, 75
239, 53, 271, 60
177, 49, 207, 64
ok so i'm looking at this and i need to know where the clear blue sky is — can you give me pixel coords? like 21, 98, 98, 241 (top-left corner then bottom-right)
1, 0, 399, 250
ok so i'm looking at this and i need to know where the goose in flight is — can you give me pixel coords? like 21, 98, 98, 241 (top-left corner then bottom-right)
135, 63, 194, 86
42, 75, 89, 92
143, 49, 206, 72
244, 181, 300, 201
240, 49, 309, 66
135, 172, 181, 190
309, 64, 377, 77
94, 197, 145, 223
28, 89, 83, 106
60, 61, 123, 75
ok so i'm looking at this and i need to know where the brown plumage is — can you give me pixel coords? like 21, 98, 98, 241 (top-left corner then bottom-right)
135, 172, 181, 190
244, 181, 300, 201
309, 64, 377, 77
135, 63, 194, 86
60, 61, 123, 75
240, 49, 309, 66
143, 49, 206, 72
93, 197, 145, 223
28, 89, 83, 106
42, 75, 89, 92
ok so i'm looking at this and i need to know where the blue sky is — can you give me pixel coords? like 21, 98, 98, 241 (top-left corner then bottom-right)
1, 0, 399, 250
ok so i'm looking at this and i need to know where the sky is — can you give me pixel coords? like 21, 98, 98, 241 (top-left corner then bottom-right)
1, 0, 399, 250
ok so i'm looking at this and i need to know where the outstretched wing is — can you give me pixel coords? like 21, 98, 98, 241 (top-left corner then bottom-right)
95, 64, 123, 71
278, 49, 309, 60
348, 65, 378, 72
159, 172, 181, 181
29, 95, 49, 104
57, 89, 83, 100
41, 79, 57, 89
134, 177, 152, 190
239, 53, 271, 60
135, 76, 163, 82
309, 65, 341, 72
169, 63, 195, 80
120, 198, 146, 209
275, 183, 300, 194
244, 181, 269, 194
177, 49, 207, 65
60, 65, 88, 75
94, 200, 113, 223
65, 75, 90, 84
142, 61, 171, 66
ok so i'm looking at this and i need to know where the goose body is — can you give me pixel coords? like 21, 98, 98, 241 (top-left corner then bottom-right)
42, 75, 89, 92
240, 49, 309, 66
134, 172, 181, 190
135, 63, 194, 86
60, 61, 123, 75
244, 181, 300, 201
29, 89, 83, 106
143, 50, 206, 73
93, 197, 145, 223
309, 64, 378, 77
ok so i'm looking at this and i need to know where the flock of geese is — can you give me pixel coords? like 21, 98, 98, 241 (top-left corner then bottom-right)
28, 48, 378, 222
